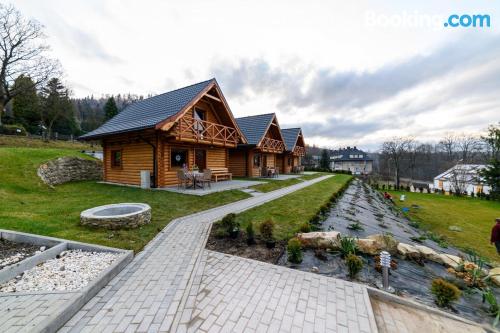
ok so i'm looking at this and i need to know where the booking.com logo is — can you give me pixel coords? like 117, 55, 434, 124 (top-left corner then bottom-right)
444, 14, 491, 28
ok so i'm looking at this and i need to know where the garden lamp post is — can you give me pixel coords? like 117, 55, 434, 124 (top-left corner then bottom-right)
377, 251, 395, 293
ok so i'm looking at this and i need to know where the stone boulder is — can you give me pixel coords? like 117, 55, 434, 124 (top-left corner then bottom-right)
439, 254, 463, 269
414, 245, 443, 264
38, 156, 103, 185
356, 239, 378, 255
367, 234, 399, 254
487, 267, 500, 287
396, 243, 420, 259
296, 231, 340, 249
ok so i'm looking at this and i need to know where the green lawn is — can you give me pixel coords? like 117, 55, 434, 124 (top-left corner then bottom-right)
389, 190, 500, 262
234, 174, 352, 240
0, 135, 97, 150
236, 172, 326, 193
0, 147, 249, 252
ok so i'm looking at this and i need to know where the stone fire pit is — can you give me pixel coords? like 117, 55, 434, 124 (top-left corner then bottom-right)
80, 203, 151, 229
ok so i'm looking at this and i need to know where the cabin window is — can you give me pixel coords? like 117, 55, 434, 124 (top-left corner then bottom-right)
287, 157, 292, 166
171, 149, 188, 168
111, 150, 122, 168
193, 107, 205, 134
253, 153, 261, 167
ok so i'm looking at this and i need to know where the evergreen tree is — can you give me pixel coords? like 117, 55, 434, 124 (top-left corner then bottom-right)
104, 96, 118, 120
320, 149, 330, 170
40, 78, 77, 138
480, 123, 500, 200
12, 75, 40, 133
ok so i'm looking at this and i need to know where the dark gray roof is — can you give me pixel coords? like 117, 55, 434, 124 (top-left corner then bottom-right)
79, 79, 214, 139
330, 147, 373, 162
282, 128, 301, 151
235, 113, 275, 145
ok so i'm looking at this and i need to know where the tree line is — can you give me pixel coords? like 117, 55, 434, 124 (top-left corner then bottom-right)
0, 4, 144, 139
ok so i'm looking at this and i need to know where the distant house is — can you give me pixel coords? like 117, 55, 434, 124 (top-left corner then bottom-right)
329, 146, 373, 175
433, 164, 491, 195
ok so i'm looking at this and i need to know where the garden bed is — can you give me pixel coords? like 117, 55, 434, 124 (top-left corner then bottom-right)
278, 179, 499, 327
0, 238, 45, 270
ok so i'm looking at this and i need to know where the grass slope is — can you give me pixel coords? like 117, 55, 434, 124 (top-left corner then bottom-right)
0, 135, 97, 150
0, 147, 249, 252
389, 190, 500, 262
235, 172, 325, 193
235, 174, 352, 240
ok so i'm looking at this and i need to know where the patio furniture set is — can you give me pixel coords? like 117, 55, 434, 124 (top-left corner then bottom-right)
262, 166, 280, 178
292, 165, 305, 174
176, 168, 232, 190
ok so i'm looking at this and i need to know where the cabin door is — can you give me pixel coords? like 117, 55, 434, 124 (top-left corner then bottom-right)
195, 149, 206, 171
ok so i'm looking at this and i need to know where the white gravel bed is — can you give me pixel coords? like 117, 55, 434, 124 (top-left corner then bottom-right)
0, 249, 119, 293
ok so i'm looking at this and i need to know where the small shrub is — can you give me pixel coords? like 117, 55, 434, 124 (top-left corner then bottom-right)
220, 213, 239, 238
482, 288, 500, 327
299, 223, 311, 233
347, 221, 364, 231
346, 254, 363, 279
259, 219, 275, 241
338, 235, 357, 257
319, 204, 329, 215
431, 278, 461, 308
246, 222, 256, 245
0, 124, 27, 135
287, 238, 303, 263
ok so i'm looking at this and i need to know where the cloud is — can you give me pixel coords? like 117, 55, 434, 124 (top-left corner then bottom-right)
210, 34, 500, 148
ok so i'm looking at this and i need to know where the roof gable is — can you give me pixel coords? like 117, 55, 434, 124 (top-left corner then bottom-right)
80, 79, 214, 139
236, 113, 277, 145
282, 128, 301, 151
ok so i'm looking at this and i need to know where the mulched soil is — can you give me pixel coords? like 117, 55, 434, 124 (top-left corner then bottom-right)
206, 232, 286, 264
0, 239, 41, 270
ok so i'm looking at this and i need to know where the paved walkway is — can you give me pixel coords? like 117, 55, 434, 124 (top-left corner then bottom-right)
60, 175, 377, 332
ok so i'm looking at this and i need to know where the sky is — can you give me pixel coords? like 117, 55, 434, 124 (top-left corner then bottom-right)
11, 0, 500, 150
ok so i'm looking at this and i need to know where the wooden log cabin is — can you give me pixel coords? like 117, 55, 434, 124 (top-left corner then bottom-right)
281, 128, 306, 173
228, 113, 287, 177
79, 79, 247, 187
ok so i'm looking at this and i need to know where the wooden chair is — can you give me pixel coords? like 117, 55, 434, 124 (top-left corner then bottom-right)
199, 169, 212, 189
176, 169, 191, 189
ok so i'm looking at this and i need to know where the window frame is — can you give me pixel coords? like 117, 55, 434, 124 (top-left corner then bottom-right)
253, 153, 261, 168
170, 148, 189, 169
110, 149, 123, 169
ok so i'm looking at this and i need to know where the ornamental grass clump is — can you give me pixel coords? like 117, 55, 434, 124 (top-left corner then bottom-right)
299, 223, 311, 233
287, 238, 303, 264
431, 278, 461, 308
346, 254, 363, 279
338, 235, 357, 257
246, 222, 256, 245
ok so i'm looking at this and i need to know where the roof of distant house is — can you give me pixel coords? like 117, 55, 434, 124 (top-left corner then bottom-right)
281, 128, 302, 151
79, 79, 215, 139
329, 147, 373, 162
434, 164, 488, 183
235, 113, 276, 145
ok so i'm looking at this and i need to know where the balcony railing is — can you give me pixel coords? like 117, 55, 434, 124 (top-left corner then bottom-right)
293, 146, 306, 156
261, 137, 285, 153
173, 117, 239, 147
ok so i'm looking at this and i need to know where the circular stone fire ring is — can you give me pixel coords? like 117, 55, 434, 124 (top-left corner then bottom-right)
80, 203, 151, 230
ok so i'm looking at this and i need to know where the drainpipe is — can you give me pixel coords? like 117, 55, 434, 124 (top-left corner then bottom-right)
139, 136, 157, 188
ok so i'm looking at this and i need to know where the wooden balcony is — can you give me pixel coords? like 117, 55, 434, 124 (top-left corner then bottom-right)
293, 146, 306, 156
172, 117, 239, 147
260, 137, 285, 153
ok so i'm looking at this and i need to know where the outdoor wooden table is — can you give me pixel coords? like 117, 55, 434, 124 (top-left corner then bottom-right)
186, 171, 203, 190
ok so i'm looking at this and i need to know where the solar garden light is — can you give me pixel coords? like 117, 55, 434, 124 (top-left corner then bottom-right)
377, 251, 395, 293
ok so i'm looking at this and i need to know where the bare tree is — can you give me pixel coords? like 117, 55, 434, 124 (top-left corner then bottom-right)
381, 137, 414, 188
0, 4, 59, 125
439, 133, 456, 162
455, 134, 482, 163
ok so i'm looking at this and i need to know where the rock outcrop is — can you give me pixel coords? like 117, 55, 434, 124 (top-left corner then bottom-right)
296, 231, 340, 249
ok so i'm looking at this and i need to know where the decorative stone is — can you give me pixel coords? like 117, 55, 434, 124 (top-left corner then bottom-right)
439, 253, 463, 269
356, 239, 378, 255
367, 234, 399, 254
296, 231, 340, 249
487, 267, 500, 287
80, 203, 151, 230
413, 245, 443, 263
396, 243, 420, 259
310, 266, 320, 273
37, 156, 103, 186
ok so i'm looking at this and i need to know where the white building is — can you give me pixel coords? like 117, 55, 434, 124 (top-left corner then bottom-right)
329, 147, 373, 175
433, 164, 491, 195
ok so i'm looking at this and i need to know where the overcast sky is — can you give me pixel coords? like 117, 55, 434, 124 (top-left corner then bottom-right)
12, 0, 500, 150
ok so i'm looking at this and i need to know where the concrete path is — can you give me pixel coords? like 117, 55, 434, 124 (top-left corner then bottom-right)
60, 175, 377, 333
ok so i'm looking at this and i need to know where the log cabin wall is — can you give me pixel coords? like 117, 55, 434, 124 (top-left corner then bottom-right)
228, 149, 247, 177
103, 132, 155, 186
